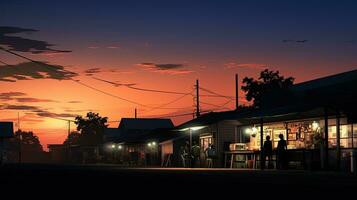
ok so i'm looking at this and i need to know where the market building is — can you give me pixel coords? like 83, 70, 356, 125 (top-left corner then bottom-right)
168, 69, 357, 171
103, 118, 175, 166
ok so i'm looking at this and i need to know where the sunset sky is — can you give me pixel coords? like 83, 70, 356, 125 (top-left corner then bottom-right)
1, 0, 357, 150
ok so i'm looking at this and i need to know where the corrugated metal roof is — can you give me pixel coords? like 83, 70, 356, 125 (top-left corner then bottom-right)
292, 69, 357, 92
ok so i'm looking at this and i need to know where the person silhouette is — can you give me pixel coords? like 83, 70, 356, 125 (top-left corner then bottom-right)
277, 134, 288, 169
191, 141, 201, 168
262, 135, 273, 169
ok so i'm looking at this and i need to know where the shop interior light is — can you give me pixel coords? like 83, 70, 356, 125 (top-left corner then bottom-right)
252, 127, 258, 134
148, 143, 152, 147
111, 144, 116, 149
118, 145, 122, 150
152, 142, 156, 146
245, 128, 252, 134
180, 126, 206, 132
312, 121, 320, 131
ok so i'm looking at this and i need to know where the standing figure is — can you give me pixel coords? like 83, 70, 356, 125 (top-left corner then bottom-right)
180, 141, 190, 167
262, 135, 273, 169
205, 144, 216, 168
277, 134, 288, 169
180, 146, 187, 167
191, 141, 201, 168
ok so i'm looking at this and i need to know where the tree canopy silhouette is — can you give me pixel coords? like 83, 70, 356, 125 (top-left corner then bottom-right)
241, 69, 294, 107
63, 131, 81, 145
13, 130, 43, 152
74, 112, 108, 145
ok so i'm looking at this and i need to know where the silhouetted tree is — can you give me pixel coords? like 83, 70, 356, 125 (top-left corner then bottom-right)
63, 131, 81, 145
14, 130, 43, 152
241, 69, 294, 107
74, 112, 108, 145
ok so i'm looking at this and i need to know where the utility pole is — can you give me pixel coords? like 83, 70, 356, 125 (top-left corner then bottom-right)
67, 120, 72, 163
235, 74, 239, 110
17, 112, 20, 131
135, 108, 137, 119
68, 120, 71, 136
17, 112, 21, 164
195, 79, 200, 118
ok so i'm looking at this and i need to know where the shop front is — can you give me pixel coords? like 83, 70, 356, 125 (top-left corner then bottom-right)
235, 115, 357, 171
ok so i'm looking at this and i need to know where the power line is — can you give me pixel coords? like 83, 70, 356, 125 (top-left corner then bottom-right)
1, 47, 194, 111
200, 100, 232, 110
0, 47, 171, 110
93, 77, 190, 95
199, 86, 235, 99
0, 59, 10, 65
144, 89, 194, 113
44, 116, 76, 122
74, 80, 148, 107
93, 76, 196, 112
0, 47, 243, 119
155, 112, 194, 118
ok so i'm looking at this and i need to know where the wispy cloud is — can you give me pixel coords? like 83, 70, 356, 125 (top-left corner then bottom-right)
35, 111, 77, 118
15, 98, 57, 103
137, 63, 194, 75
106, 45, 119, 49
84, 67, 136, 76
0, 104, 41, 111
67, 101, 82, 104
0, 104, 77, 119
1, 113, 45, 123
0, 26, 71, 54
282, 39, 308, 44
224, 62, 267, 69
0, 92, 26, 100
63, 109, 97, 113
84, 68, 101, 76
0, 92, 58, 103
87, 44, 120, 49
0, 61, 78, 82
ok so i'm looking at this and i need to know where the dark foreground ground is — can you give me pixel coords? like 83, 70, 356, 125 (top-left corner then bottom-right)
1, 164, 357, 197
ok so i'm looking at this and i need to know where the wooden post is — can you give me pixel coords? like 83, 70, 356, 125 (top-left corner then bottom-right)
336, 112, 341, 170
352, 124, 354, 149
324, 107, 329, 170
260, 118, 264, 170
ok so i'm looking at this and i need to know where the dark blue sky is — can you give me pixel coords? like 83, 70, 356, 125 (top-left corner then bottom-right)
1, 0, 357, 77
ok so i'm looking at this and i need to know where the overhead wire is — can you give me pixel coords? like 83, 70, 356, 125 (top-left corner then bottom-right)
93, 77, 189, 95
1, 47, 246, 120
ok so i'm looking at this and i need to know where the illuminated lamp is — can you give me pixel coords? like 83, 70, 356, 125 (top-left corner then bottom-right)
312, 121, 320, 131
